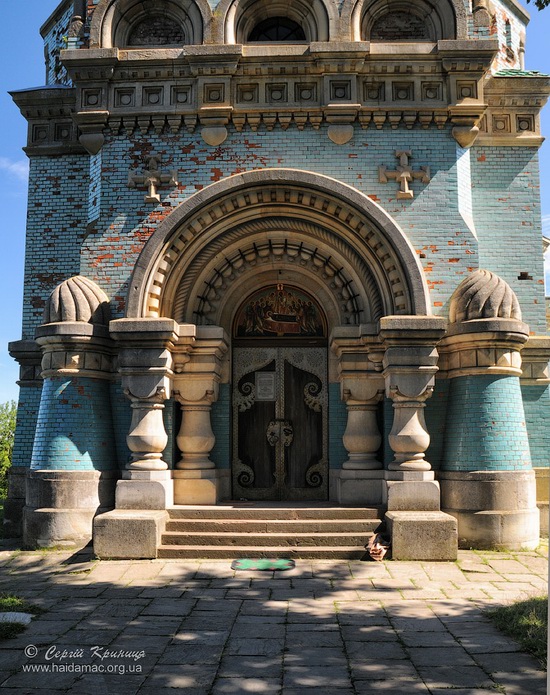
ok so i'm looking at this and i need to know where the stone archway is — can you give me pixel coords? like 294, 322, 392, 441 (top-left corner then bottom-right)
127, 169, 431, 322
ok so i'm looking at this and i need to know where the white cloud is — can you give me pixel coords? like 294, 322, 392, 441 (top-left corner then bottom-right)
0, 156, 29, 183
542, 213, 550, 239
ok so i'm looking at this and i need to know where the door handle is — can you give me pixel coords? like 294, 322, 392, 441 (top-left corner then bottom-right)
266, 419, 294, 447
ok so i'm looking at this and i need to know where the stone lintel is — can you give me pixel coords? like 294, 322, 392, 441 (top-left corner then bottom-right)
110, 317, 181, 344
379, 316, 447, 344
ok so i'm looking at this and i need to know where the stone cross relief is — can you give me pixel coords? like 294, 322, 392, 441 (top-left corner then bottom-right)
378, 150, 430, 200
128, 154, 179, 203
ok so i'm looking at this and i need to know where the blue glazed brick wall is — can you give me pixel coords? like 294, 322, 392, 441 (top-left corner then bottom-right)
23, 156, 88, 339
12, 387, 42, 468
328, 383, 347, 469
470, 146, 546, 332
443, 374, 532, 471
211, 383, 231, 469
425, 377, 450, 471
109, 381, 131, 469
522, 384, 550, 469
43, 4, 72, 86
31, 376, 116, 471
80, 125, 476, 317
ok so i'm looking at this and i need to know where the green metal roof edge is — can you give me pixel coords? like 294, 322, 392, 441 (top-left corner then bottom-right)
494, 69, 550, 77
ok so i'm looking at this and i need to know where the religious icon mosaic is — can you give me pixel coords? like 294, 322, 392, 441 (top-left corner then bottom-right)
234, 284, 325, 338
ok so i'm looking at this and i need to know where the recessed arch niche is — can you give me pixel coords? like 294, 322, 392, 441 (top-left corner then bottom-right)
126, 170, 431, 328
221, 0, 333, 43
89, 0, 211, 48
346, 0, 464, 42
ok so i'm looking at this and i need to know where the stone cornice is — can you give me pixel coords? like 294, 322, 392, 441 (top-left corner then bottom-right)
13, 40, 548, 151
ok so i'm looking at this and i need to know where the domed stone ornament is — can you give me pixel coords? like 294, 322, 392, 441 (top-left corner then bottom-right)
449, 268, 522, 324
43, 275, 110, 326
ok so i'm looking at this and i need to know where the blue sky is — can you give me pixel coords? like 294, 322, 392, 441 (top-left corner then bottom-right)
0, 1, 549, 404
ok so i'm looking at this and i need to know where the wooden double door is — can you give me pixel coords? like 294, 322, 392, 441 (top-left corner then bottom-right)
232, 346, 328, 501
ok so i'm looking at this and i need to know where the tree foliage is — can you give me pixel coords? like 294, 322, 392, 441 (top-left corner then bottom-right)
526, 0, 549, 10
0, 401, 17, 497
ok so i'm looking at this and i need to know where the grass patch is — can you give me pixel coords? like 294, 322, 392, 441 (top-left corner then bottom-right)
487, 595, 548, 667
0, 593, 46, 641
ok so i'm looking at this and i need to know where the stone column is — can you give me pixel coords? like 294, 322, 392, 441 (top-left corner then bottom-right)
379, 316, 457, 561
5, 340, 42, 538
23, 276, 117, 549
437, 278, 538, 548
109, 318, 186, 510
172, 326, 229, 504
437, 269, 538, 550
331, 326, 385, 504
380, 316, 446, 477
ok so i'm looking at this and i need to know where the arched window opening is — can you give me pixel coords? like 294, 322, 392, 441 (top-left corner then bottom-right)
127, 15, 185, 46
370, 11, 431, 41
247, 16, 306, 42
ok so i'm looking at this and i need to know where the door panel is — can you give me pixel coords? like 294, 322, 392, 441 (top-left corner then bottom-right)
232, 347, 328, 501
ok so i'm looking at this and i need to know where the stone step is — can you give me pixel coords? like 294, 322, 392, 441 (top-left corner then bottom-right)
161, 531, 376, 547
167, 506, 382, 521
164, 519, 381, 533
157, 544, 372, 560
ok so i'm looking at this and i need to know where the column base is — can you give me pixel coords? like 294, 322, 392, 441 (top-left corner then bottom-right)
439, 470, 540, 550
23, 470, 118, 549
385, 511, 458, 560
116, 470, 173, 510
93, 509, 168, 559
173, 469, 228, 504
3, 466, 27, 538
330, 469, 384, 505
385, 480, 441, 511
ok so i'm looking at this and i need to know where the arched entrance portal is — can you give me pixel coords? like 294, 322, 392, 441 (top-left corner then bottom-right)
122, 169, 433, 506
232, 284, 328, 501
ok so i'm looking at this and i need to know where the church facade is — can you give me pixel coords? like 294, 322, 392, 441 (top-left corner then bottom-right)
6, 0, 550, 559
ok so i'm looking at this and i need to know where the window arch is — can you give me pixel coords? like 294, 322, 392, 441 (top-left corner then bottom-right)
90, 0, 208, 48
226, 0, 331, 44
127, 15, 186, 46
357, 0, 457, 42
248, 17, 306, 42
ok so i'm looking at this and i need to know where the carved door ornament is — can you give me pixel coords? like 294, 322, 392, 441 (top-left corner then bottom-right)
233, 346, 328, 501
379, 150, 430, 200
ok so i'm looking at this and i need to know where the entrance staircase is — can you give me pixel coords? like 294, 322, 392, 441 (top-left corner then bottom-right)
157, 504, 385, 559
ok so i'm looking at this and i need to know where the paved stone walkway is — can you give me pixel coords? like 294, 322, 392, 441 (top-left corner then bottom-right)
0, 546, 546, 694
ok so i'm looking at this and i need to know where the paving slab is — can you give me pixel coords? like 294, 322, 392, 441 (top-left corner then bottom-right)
0, 546, 546, 694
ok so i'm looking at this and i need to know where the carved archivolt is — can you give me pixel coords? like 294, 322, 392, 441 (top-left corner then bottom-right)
172, 218, 383, 325
128, 170, 430, 323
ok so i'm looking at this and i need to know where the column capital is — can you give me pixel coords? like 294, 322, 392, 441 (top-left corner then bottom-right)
438, 317, 529, 378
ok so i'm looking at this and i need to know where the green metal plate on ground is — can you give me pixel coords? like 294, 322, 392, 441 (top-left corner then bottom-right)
231, 559, 296, 571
